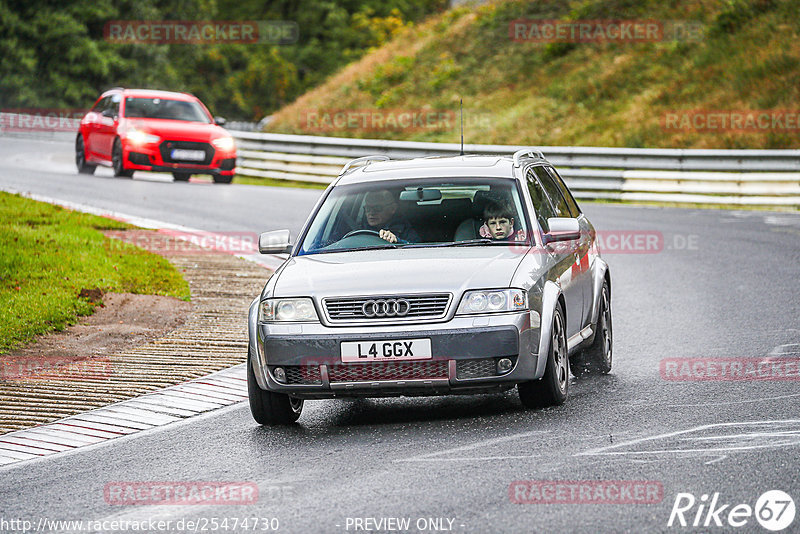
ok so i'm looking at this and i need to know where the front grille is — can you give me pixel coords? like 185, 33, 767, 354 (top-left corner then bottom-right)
456, 358, 497, 379
328, 361, 448, 382
277, 365, 321, 385
324, 294, 451, 322
159, 140, 214, 165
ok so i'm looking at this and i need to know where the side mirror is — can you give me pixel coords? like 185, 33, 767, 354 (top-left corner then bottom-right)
101, 108, 117, 119
545, 218, 581, 243
214, 116, 227, 126
259, 229, 292, 254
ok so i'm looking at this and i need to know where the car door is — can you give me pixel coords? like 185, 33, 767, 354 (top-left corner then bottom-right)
527, 167, 584, 340
83, 96, 108, 159
95, 93, 121, 159
546, 165, 594, 328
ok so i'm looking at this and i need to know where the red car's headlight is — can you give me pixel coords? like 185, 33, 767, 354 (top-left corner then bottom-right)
211, 136, 235, 152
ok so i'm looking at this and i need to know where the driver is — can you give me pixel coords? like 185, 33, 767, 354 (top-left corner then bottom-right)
363, 190, 419, 243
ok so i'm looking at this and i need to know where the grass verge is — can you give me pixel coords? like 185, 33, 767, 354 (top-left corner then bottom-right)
0, 192, 191, 354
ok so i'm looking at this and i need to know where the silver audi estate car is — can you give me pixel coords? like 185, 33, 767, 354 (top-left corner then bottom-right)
247, 149, 612, 424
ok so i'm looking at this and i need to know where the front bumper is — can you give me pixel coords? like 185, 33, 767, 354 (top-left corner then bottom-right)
251, 312, 541, 399
123, 142, 236, 176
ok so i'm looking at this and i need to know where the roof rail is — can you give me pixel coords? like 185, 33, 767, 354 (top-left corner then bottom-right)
512, 148, 546, 167
339, 155, 390, 175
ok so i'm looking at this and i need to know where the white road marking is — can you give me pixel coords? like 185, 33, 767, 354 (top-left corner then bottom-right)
394, 430, 548, 463
577, 419, 800, 456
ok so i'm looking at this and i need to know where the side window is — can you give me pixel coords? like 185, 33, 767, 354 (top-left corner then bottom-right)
546, 166, 581, 217
526, 169, 556, 232
109, 93, 121, 117
92, 96, 109, 112
533, 166, 570, 217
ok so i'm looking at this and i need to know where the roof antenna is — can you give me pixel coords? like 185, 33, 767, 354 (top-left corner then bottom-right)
459, 98, 464, 156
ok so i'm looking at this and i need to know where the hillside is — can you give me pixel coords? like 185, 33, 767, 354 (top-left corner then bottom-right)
267, 0, 800, 149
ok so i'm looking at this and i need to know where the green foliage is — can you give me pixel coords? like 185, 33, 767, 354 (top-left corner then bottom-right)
270, 0, 800, 149
0, 192, 190, 354
0, 0, 446, 119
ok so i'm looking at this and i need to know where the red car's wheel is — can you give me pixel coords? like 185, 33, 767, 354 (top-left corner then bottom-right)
112, 139, 134, 178
75, 135, 96, 175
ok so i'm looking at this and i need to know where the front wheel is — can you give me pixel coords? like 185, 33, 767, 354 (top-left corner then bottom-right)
247, 350, 303, 425
518, 302, 569, 408
75, 135, 96, 175
213, 174, 233, 184
112, 139, 134, 178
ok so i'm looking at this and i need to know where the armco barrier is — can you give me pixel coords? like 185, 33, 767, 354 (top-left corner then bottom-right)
230, 131, 800, 207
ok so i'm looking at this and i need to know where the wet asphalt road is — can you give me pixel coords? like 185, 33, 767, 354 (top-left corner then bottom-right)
1, 137, 799, 534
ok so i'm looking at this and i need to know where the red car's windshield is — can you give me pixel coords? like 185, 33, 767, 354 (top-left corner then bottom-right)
123, 97, 211, 123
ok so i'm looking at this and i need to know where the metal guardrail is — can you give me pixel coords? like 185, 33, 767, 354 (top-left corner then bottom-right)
231, 131, 800, 207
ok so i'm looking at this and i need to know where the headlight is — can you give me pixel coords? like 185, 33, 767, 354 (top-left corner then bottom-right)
456, 289, 527, 315
259, 298, 318, 322
126, 128, 160, 145
211, 136, 235, 151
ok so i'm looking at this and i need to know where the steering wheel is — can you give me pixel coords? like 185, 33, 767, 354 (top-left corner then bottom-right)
342, 229, 382, 239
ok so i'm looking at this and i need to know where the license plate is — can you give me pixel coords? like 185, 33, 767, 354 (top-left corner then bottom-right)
171, 149, 205, 161
341, 338, 432, 362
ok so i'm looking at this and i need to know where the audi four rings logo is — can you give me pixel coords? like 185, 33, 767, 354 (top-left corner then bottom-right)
362, 299, 411, 317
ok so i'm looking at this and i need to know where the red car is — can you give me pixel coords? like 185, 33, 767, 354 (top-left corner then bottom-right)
76, 88, 236, 183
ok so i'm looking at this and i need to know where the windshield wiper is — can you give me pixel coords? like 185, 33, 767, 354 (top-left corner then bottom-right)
445, 238, 499, 247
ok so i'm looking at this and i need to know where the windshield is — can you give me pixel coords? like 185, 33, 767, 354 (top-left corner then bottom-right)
298, 177, 530, 255
123, 97, 211, 123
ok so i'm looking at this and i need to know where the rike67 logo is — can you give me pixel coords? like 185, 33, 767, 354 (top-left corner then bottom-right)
668, 490, 795, 531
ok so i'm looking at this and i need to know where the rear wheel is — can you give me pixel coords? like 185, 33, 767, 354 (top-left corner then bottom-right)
75, 135, 96, 175
571, 281, 612, 376
213, 174, 233, 184
112, 139, 134, 178
518, 303, 569, 408
247, 350, 303, 425
172, 172, 191, 182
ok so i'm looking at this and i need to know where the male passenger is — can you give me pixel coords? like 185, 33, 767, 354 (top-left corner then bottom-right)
479, 200, 526, 241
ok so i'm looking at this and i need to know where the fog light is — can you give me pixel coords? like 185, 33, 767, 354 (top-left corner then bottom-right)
274, 367, 287, 383
497, 358, 513, 374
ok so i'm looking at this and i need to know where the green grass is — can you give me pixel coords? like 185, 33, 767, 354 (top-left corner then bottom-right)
268, 0, 800, 149
0, 192, 191, 354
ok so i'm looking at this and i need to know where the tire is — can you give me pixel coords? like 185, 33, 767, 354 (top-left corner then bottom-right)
75, 135, 96, 175
518, 302, 569, 408
112, 139, 134, 178
247, 350, 303, 425
213, 174, 233, 184
571, 281, 612, 376
172, 172, 191, 181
